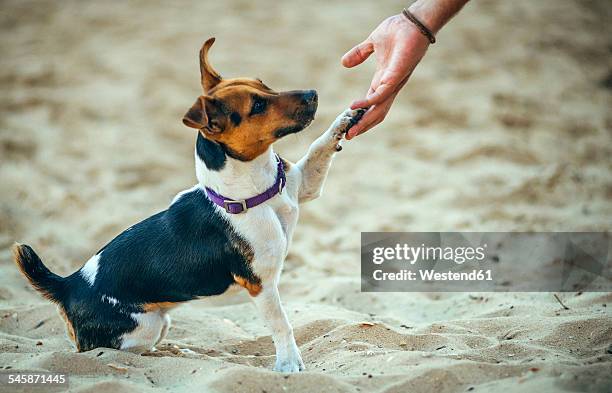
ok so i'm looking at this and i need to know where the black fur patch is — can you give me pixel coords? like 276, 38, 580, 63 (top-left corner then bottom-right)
59, 188, 258, 351
273, 125, 304, 138
218, 141, 250, 162
348, 108, 367, 128
63, 300, 139, 352
230, 112, 242, 126
196, 133, 227, 171
249, 96, 267, 116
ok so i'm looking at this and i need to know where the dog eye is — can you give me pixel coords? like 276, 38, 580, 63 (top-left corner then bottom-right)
250, 96, 267, 116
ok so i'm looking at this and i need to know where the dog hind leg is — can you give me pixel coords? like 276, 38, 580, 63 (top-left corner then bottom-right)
119, 311, 165, 354
156, 313, 171, 346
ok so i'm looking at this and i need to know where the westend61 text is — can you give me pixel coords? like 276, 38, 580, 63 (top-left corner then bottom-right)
373, 269, 493, 281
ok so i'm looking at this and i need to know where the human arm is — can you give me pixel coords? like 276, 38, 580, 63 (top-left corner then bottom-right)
342, 0, 469, 139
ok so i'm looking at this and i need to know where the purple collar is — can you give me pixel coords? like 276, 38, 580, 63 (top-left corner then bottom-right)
204, 155, 286, 214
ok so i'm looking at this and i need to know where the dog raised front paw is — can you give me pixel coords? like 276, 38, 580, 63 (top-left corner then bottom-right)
329, 108, 367, 151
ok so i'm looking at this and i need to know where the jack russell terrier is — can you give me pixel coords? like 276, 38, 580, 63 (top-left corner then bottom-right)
14, 38, 364, 373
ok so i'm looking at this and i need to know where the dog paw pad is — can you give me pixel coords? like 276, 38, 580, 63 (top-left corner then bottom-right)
333, 108, 367, 136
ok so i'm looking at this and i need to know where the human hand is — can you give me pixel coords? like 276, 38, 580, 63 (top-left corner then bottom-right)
341, 14, 431, 139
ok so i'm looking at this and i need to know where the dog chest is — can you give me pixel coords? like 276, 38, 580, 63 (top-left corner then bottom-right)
224, 199, 297, 279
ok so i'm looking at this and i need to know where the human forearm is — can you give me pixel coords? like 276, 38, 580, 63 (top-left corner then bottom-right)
407, 0, 469, 34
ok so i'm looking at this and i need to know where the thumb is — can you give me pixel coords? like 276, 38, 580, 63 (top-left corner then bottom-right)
341, 40, 374, 68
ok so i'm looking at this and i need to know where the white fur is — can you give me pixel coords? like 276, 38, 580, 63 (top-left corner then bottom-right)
195, 109, 357, 372
80, 254, 100, 286
101, 294, 119, 306
171, 184, 201, 205
296, 110, 354, 202
120, 311, 170, 353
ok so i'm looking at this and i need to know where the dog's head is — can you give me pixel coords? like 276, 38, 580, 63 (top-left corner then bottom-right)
182, 38, 318, 161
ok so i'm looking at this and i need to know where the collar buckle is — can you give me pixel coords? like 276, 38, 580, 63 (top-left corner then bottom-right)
223, 199, 247, 214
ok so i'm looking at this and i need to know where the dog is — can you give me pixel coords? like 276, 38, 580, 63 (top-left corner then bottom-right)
13, 37, 364, 373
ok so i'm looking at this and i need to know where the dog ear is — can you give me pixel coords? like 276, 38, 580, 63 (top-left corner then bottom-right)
182, 96, 225, 134
200, 37, 222, 92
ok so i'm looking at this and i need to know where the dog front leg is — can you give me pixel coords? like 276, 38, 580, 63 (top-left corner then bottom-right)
296, 109, 365, 203
252, 285, 303, 372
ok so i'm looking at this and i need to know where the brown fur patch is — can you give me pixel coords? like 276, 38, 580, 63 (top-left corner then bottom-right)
229, 232, 261, 296
233, 274, 262, 297
141, 302, 182, 312
12, 243, 57, 303
232, 236, 255, 265
185, 38, 316, 161
202, 80, 310, 161
58, 307, 79, 350
200, 37, 222, 91
279, 156, 292, 171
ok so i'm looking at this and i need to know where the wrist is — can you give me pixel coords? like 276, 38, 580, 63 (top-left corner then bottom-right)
401, 9, 436, 44
407, 1, 444, 34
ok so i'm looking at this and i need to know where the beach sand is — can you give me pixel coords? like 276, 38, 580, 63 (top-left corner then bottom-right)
1, 1, 611, 392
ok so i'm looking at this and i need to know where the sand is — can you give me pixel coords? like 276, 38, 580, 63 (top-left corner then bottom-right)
1, 0, 611, 392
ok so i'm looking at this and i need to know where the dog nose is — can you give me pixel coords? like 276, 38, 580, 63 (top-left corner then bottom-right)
301, 90, 318, 105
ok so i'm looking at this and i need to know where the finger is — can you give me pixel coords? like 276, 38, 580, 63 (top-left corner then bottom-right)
351, 68, 411, 109
350, 82, 397, 108
369, 68, 384, 93
349, 70, 382, 110
350, 115, 384, 139
352, 41, 418, 108
341, 40, 374, 68
346, 117, 378, 139
345, 107, 381, 139
347, 90, 399, 139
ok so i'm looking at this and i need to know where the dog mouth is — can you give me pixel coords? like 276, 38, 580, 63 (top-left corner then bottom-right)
274, 123, 309, 138
297, 107, 317, 126
274, 105, 317, 138
295, 90, 318, 125
273, 90, 318, 138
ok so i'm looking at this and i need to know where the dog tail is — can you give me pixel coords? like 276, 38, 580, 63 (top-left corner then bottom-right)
13, 243, 66, 303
